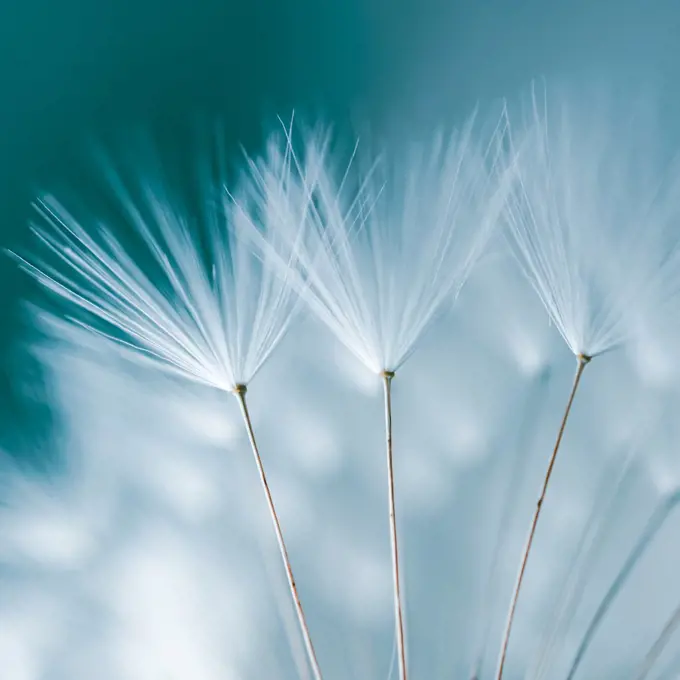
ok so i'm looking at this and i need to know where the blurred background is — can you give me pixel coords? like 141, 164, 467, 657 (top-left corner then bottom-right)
3, 0, 680, 678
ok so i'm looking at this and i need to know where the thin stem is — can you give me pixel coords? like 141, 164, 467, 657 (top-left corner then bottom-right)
495, 353, 591, 680
531, 442, 637, 680
635, 600, 680, 680
566, 490, 680, 680
233, 384, 323, 680
382, 370, 408, 680
652, 643, 680, 680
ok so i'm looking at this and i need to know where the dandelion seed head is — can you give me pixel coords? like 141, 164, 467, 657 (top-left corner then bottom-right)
504, 86, 680, 359
329, 338, 383, 394
13, 135, 300, 394
238, 112, 510, 375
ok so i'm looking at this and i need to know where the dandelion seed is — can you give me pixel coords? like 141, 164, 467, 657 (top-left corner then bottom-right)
235, 110, 510, 680
261, 114, 508, 376
10, 133, 324, 680
495, 86, 680, 680
504, 87, 680, 360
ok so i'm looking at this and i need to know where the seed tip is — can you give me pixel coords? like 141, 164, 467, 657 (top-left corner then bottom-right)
381, 369, 396, 379
232, 383, 248, 395
577, 353, 592, 365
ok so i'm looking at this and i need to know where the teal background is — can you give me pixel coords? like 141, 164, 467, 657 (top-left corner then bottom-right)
2, 3, 680, 678
0, 0, 679, 459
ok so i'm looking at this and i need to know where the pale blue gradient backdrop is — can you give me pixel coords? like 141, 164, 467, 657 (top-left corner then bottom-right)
2, 1, 680, 679
3, 250, 680, 678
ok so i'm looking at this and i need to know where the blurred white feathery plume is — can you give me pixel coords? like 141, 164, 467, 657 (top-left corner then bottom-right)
505, 88, 680, 361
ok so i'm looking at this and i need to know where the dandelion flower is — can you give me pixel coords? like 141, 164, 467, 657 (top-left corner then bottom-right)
504, 89, 680, 360
496, 87, 680, 680
236, 111, 510, 680
11, 134, 324, 680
